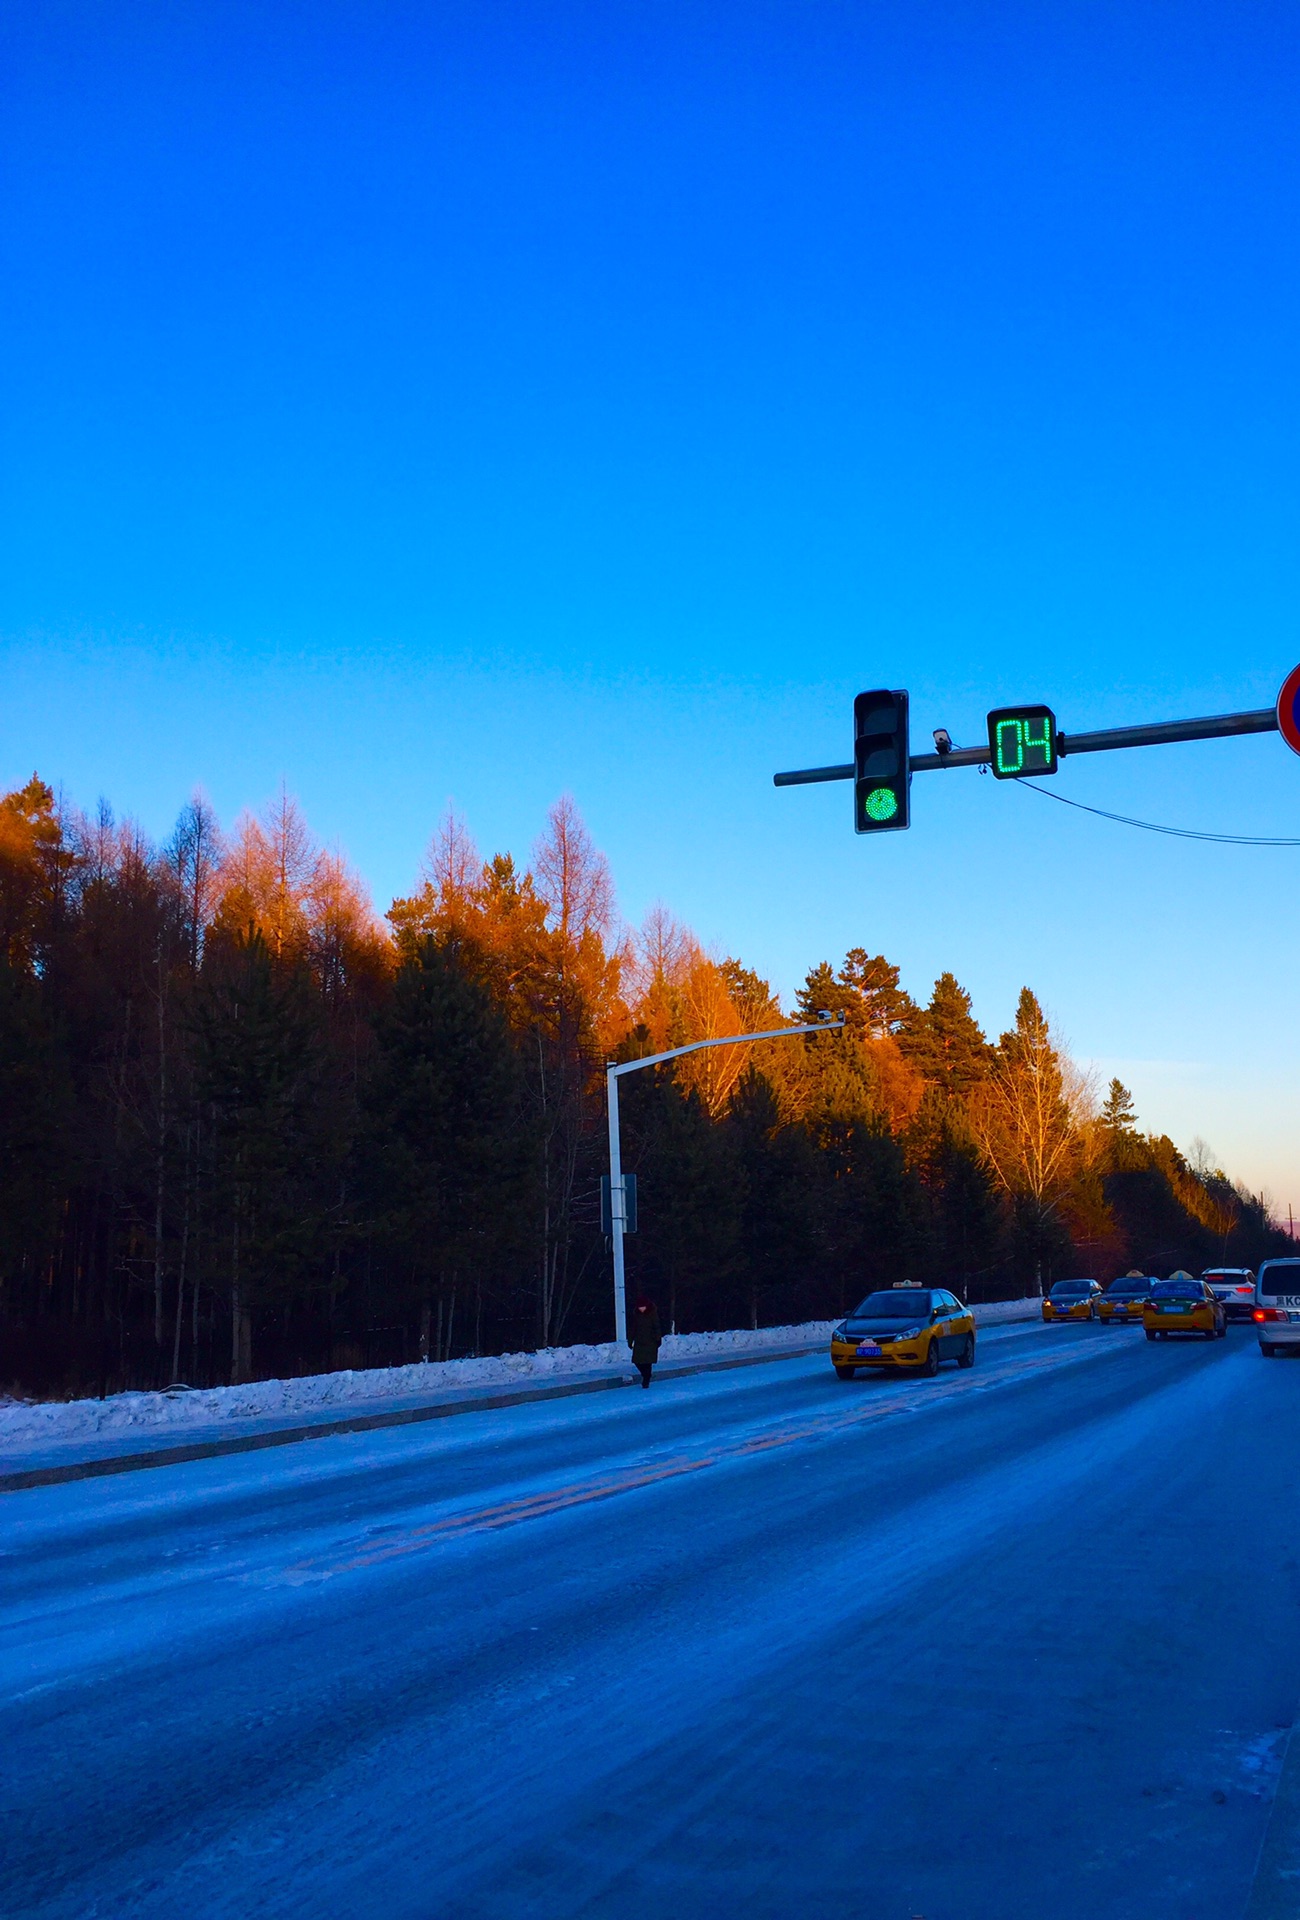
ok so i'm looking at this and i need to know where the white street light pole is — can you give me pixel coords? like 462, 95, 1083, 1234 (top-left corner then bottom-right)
605, 1012, 846, 1346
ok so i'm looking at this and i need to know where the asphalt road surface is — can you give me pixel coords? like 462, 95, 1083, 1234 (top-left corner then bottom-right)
3, 1320, 1299, 1919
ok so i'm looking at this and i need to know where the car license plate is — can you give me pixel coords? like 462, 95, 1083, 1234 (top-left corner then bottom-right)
857, 1342, 882, 1356
1160, 1306, 1184, 1314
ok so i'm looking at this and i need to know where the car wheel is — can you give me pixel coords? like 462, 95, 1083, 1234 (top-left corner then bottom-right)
834, 1365, 856, 1381
957, 1334, 975, 1369
1260, 1343, 1276, 1358
921, 1339, 941, 1377
1218, 1319, 1227, 1338
1145, 1328, 1157, 1341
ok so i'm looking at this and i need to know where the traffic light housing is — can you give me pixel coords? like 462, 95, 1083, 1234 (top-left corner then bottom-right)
986, 704, 1058, 779
854, 689, 910, 832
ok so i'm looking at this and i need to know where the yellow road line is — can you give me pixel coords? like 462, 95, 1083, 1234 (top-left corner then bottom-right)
279, 1336, 1117, 1583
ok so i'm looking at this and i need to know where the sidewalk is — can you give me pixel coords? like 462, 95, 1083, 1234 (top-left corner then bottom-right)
0, 1298, 1043, 1493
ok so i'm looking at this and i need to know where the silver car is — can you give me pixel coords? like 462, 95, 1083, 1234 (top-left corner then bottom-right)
1255, 1259, 1300, 1357
1203, 1267, 1256, 1322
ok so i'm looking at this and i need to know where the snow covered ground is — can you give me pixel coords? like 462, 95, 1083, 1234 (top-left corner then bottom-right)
3, 1321, 1289, 1919
0, 1298, 1038, 1453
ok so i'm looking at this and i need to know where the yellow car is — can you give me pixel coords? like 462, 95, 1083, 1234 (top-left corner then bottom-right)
831, 1287, 975, 1379
1143, 1274, 1227, 1341
1042, 1279, 1102, 1322
1098, 1272, 1150, 1324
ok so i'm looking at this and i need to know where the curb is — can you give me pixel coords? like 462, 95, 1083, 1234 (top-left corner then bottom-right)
0, 1341, 826, 1494
1244, 1717, 1300, 1919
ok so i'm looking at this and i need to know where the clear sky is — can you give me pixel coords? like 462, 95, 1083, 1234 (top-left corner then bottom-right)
3, 0, 1298, 1215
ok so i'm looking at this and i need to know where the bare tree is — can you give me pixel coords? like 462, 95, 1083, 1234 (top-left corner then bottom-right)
533, 794, 615, 945
968, 989, 1079, 1276
165, 793, 225, 971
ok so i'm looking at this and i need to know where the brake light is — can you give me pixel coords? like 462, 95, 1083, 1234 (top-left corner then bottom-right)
1254, 1308, 1279, 1323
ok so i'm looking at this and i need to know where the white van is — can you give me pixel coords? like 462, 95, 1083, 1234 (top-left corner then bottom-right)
1254, 1258, 1300, 1357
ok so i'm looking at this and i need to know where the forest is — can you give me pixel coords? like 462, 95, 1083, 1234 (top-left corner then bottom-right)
0, 773, 1289, 1399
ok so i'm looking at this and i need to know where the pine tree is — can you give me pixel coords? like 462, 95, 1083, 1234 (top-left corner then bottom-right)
838, 948, 917, 1038
727, 1068, 820, 1329
0, 956, 71, 1283
621, 1068, 741, 1335
795, 961, 839, 1026
1101, 1078, 1137, 1134
362, 936, 532, 1359
193, 930, 326, 1381
903, 972, 992, 1096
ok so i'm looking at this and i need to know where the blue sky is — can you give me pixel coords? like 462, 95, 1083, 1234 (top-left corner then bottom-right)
3, 0, 1299, 1213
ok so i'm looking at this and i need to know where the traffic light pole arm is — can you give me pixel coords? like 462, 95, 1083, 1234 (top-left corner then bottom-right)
605, 1015, 846, 1346
607, 1015, 846, 1079
772, 706, 1280, 785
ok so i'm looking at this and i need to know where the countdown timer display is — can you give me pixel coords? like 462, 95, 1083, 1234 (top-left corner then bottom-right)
986, 704, 1058, 779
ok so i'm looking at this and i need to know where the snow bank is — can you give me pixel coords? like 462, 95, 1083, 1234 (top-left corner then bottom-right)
0, 1299, 1039, 1451
0, 1322, 825, 1447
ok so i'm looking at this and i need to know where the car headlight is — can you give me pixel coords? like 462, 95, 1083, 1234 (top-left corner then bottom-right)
894, 1327, 921, 1341
832, 1325, 847, 1342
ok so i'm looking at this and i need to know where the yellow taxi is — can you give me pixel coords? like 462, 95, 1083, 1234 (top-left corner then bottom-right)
1143, 1272, 1227, 1341
831, 1285, 975, 1380
1098, 1272, 1150, 1324
1042, 1279, 1102, 1322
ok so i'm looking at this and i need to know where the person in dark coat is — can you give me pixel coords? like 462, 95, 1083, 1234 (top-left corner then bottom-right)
629, 1296, 662, 1388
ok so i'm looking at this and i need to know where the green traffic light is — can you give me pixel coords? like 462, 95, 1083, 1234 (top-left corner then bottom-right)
864, 786, 898, 822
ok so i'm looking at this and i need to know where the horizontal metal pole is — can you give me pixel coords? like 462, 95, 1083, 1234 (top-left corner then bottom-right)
608, 1016, 844, 1077
773, 706, 1280, 786
772, 762, 854, 786
909, 745, 990, 771
1057, 708, 1278, 757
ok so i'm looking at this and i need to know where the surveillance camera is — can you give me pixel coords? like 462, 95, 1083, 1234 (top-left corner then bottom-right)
816, 1009, 836, 1023
932, 728, 953, 756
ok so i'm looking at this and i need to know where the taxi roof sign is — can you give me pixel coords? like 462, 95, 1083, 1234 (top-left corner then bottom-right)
1277, 664, 1300, 756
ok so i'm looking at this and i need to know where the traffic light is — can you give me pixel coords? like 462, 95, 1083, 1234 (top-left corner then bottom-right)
854, 689, 910, 832
986, 704, 1058, 778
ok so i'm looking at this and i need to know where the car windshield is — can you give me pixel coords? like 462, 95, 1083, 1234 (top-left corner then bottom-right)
1259, 1261, 1300, 1297
1150, 1283, 1202, 1301
1107, 1288, 1145, 1299
1050, 1283, 1091, 1298
849, 1291, 931, 1318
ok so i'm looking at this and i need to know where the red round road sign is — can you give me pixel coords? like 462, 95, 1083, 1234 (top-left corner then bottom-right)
1278, 664, 1300, 756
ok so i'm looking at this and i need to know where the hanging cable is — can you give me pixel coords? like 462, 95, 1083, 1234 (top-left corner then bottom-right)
1011, 779, 1300, 846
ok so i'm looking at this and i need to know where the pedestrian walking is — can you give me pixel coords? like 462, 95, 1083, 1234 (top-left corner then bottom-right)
630, 1295, 662, 1388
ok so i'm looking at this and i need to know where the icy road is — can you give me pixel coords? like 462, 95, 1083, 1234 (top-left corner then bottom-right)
3, 1320, 1299, 1919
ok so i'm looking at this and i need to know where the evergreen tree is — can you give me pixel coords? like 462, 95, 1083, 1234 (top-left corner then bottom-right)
838, 948, 917, 1038
727, 1069, 821, 1328
902, 972, 992, 1097
0, 956, 72, 1285
906, 1085, 1007, 1298
362, 936, 531, 1359
1101, 1078, 1137, 1133
795, 961, 839, 1025
621, 1067, 741, 1334
193, 930, 326, 1380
